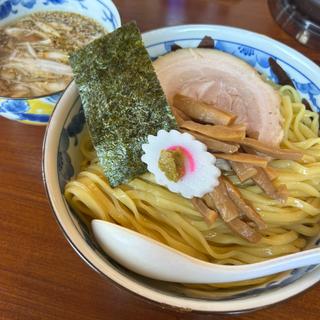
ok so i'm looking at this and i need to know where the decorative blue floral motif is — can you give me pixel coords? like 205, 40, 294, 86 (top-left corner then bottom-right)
57, 107, 85, 189
102, 9, 115, 29
44, 92, 61, 104
294, 81, 320, 110
0, 99, 49, 122
0, 0, 36, 19
0, 99, 29, 120
43, 0, 67, 5
58, 128, 74, 190
66, 107, 85, 146
57, 105, 98, 250
0, 1, 13, 19
0, 0, 106, 19
238, 45, 254, 57
215, 41, 270, 70
12, 0, 36, 9
43, 0, 87, 9
98, 0, 116, 29
0, 99, 29, 113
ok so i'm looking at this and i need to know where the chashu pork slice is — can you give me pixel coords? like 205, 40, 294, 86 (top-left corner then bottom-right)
153, 48, 283, 146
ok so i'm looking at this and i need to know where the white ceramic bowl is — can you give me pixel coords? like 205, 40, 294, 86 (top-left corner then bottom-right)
43, 25, 320, 313
0, 0, 120, 125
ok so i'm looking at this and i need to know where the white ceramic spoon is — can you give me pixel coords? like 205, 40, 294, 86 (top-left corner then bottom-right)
92, 219, 320, 283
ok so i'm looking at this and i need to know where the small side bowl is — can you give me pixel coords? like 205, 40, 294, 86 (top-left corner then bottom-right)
43, 25, 320, 313
0, 0, 121, 125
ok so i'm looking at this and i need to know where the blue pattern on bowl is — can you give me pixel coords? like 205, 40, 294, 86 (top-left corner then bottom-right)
58, 128, 74, 190
56, 36, 320, 301
0, 99, 29, 113
0, 0, 119, 26
43, 93, 61, 104
57, 106, 85, 189
0, 0, 100, 18
43, 0, 88, 9
66, 107, 85, 146
0, 0, 35, 19
98, 0, 117, 30
0, 99, 50, 122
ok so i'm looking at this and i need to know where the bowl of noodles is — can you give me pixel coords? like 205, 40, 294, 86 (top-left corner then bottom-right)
43, 24, 320, 313
0, 0, 120, 125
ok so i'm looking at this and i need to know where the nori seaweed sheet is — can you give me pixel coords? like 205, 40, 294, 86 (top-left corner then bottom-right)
69, 22, 177, 187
